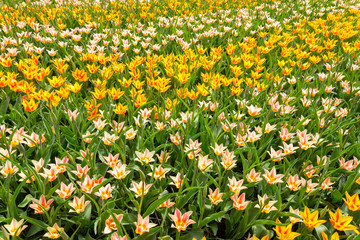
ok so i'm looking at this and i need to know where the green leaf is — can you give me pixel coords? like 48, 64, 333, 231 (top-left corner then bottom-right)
208, 222, 218, 236
18, 194, 34, 208
143, 193, 177, 217
331, 190, 343, 203
177, 189, 197, 209
69, 225, 82, 240
26, 225, 43, 238
0, 96, 9, 114
158, 236, 173, 240
84, 203, 92, 222
342, 173, 357, 194
354, 233, 360, 240
248, 220, 287, 227
20, 215, 48, 230
197, 210, 228, 228
9, 180, 27, 217
180, 229, 204, 240
155, 143, 173, 153
252, 225, 273, 239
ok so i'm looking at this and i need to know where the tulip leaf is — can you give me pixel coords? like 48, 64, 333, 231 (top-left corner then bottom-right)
197, 210, 228, 228
143, 193, 177, 217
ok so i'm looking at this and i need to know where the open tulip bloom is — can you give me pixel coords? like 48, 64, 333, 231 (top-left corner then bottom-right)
1, 0, 360, 239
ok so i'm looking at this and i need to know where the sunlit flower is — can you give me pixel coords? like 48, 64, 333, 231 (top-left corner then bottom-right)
228, 176, 247, 194
320, 177, 334, 190
264, 123, 276, 133
329, 208, 359, 233
286, 175, 302, 191
135, 149, 155, 164
208, 188, 223, 205
158, 198, 176, 209
22, 99, 40, 112
289, 206, 302, 224
1, 160, 18, 177
231, 193, 249, 210
77, 175, 96, 193
71, 164, 90, 178
111, 233, 128, 240
29, 194, 54, 214
343, 192, 360, 211
65, 109, 79, 121
211, 143, 227, 156
184, 139, 202, 159
102, 132, 119, 145
69, 195, 90, 214
104, 214, 124, 234
254, 194, 277, 214
55, 156, 69, 173
252, 235, 269, 240
197, 154, 213, 171
170, 173, 184, 189
156, 150, 171, 164
43, 223, 64, 239
95, 183, 113, 200
280, 142, 299, 155
169, 208, 196, 232
134, 215, 157, 235
103, 158, 125, 178
303, 179, 318, 193
4, 219, 27, 237
273, 219, 300, 240
247, 105, 262, 116
221, 149, 237, 170
40, 164, 59, 182
82, 131, 93, 143
55, 182, 75, 199
246, 168, 262, 183
247, 130, 262, 143
263, 167, 284, 185
148, 165, 170, 180
267, 147, 284, 162
299, 206, 326, 230
125, 128, 137, 140
104, 153, 120, 168
93, 118, 107, 130
170, 131, 182, 145
130, 181, 152, 198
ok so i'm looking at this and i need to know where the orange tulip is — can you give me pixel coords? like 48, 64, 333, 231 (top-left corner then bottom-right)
299, 206, 326, 230
22, 99, 40, 112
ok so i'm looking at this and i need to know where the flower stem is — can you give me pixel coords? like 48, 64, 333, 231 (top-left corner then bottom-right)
176, 230, 181, 240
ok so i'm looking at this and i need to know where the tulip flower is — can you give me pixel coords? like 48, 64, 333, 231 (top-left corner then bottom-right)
69, 195, 90, 214
329, 208, 359, 233
29, 194, 54, 214
169, 208, 196, 232
130, 181, 152, 198
4, 219, 27, 237
43, 223, 64, 239
104, 214, 124, 234
343, 192, 360, 211
273, 219, 300, 240
134, 214, 157, 235
299, 206, 326, 230
208, 188, 223, 205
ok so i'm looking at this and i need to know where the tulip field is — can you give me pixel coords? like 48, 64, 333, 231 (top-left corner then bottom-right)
1, 0, 360, 239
